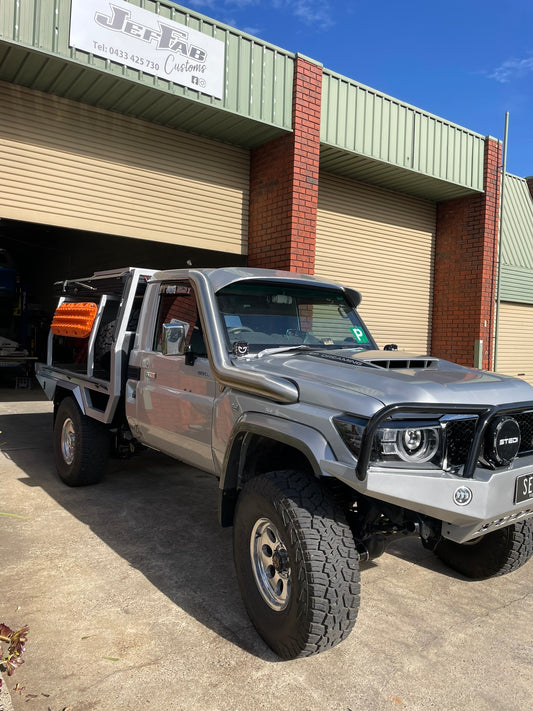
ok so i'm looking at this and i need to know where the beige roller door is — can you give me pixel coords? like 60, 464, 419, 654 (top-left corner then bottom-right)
316, 172, 436, 353
496, 302, 533, 385
0, 81, 249, 254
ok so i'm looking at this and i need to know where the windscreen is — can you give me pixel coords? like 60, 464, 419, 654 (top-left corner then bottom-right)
216, 281, 375, 353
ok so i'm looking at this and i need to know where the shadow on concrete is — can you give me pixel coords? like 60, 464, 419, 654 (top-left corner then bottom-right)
1, 410, 278, 662
380, 527, 470, 581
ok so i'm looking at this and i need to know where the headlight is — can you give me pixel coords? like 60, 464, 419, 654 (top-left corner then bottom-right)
377, 425, 440, 464
334, 415, 443, 469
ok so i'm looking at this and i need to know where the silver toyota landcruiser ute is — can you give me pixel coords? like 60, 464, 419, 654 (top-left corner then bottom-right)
36, 266, 533, 659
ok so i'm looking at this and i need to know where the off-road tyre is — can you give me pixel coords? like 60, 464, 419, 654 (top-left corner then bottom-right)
233, 470, 360, 659
435, 518, 533, 579
53, 396, 110, 486
94, 320, 116, 374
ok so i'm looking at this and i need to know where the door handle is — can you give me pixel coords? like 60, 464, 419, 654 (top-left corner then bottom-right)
146, 371, 157, 380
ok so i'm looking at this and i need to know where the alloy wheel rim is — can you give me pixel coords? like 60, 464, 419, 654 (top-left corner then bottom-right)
61, 417, 76, 465
250, 517, 291, 611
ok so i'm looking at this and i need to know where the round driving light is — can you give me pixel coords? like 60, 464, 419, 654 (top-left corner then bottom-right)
486, 417, 521, 467
453, 486, 473, 506
396, 427, 439, 463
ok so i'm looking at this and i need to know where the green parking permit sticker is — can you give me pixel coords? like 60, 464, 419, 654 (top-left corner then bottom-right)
351, 327, 369, 344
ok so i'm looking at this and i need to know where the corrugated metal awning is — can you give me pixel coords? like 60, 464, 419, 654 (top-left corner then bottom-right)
0, 41, 292, 149
0, 0, 294, 149
320, 145, 481, 202
320, 69, 486, 202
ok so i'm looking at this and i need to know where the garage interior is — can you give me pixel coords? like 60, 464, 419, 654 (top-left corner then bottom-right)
0, 217, 246, 378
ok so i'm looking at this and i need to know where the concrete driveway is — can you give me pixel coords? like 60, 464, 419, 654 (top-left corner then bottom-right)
1, 388, 532, 711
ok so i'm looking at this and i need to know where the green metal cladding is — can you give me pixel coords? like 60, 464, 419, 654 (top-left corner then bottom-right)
321, 69, 485, 193
500, 174, 533, 304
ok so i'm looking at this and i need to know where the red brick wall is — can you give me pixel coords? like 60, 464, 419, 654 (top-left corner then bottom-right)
431, 138, 501, 369
247, 55, 322, 274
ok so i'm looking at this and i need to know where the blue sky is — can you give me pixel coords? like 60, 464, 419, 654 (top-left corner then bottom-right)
176, 0, 533, 178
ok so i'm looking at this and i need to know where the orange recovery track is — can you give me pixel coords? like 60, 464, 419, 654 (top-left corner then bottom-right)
51, 302, 98, 338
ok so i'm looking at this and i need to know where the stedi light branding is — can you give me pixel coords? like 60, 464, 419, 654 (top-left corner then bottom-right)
500, 437, 519, 445
70, 0, 225, 98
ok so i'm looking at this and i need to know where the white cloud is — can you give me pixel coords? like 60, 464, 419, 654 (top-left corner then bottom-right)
183, 0, 217, 9
488, 55, 533, 83
184, 0, 258, 9
225, 0, 259, 7
292, 0, 334, 27
175, 0, 334, 29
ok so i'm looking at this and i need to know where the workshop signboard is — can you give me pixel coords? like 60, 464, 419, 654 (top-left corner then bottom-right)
70, 0, 225, 99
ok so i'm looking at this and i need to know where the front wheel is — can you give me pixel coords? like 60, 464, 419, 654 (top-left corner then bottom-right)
53, 396, 110, 486
233, 470, 360, 659
435, 519, 533, 579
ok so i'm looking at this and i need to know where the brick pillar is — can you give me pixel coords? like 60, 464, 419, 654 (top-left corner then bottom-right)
247, 55, 322, 273
431, 137, 501, 369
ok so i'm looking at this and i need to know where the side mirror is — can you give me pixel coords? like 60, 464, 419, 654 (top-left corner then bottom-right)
162, 321, 188, 355
384, 343, 398, 351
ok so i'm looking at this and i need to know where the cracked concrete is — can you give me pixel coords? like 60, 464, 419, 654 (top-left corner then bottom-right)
1, 387, 532, 711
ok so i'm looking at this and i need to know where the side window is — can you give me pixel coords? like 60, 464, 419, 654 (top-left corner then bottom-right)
153, 281, 206, 356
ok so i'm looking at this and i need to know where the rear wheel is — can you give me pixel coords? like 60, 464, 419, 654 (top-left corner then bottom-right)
53, 396, 110, 486
435, 519, 533, 579
233, 470, 360, 659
